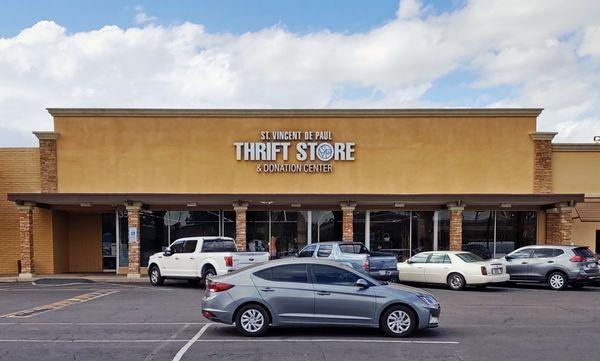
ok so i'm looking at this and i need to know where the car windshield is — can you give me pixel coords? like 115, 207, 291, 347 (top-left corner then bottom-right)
456, 252, 484, 262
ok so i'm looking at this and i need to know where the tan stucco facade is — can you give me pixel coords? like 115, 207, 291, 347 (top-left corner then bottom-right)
54, 113, 536, 194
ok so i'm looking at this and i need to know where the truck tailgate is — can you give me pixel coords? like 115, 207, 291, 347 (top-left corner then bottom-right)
368, 255, 397, 271
233, 252, 270, 270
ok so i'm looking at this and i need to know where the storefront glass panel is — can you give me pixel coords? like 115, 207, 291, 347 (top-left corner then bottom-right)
437, 210, 450, 251
223, 211, 236, 239
412, 211, 435, 253
117, 212, 128, 268
369, 211, 411, 255
140, 211, 169, 267
270, 211, 308, 257
311, 211, 343, 243
462, 211, 494, 259
168, 211, 220, 241
246, 211, 270, 252
101, 214, 117, 271
495, 211, 537, 257
353, 211, 366, 243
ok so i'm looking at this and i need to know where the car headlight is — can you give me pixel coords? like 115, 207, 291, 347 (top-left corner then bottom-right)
418, 295, 439, 308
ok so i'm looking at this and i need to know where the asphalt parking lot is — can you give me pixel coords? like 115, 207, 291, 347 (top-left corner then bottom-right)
0, 280, 599, 361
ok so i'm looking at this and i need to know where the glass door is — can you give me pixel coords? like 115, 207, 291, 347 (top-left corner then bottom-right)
101, 214, 117, 272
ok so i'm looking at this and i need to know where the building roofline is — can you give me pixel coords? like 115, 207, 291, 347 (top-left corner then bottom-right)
553, 143, 600, 152
46, 108, 544, 118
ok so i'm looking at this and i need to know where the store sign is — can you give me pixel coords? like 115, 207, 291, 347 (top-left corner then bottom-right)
234, 131, 355, 173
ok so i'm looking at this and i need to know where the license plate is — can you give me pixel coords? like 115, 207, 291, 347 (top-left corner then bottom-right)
492, 268, 502, 274
379, 270, 389, 276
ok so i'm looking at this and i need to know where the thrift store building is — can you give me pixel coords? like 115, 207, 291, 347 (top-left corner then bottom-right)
1, 108, 599, 278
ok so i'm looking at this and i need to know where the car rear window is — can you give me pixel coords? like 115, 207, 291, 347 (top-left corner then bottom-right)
201, 238, 237, 253
456, 252, 484, 262
573, 247, 594, 258
339, 244, 368, 254
317, 245, 333, 257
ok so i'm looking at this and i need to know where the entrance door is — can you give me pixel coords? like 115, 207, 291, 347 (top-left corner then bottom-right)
101, 214, 117, 272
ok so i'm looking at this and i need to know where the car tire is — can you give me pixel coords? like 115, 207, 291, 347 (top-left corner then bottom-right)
547, 271, 568, 291
200, 267, 216, 288
235, 304, 269, 337
149, 266, 164, 286
447, 273, 466, 290
380, 305, 418, 337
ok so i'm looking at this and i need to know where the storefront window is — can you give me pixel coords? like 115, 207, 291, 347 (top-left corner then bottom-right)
369, 211, 411, 255
169, 211, 220, 241
117, 212, 128, 268
462, 211, 494, 259
437, 210, 450, 251
495, 211, 537, 257
246, 211, 269, 252
140, 211, 169, 267
353, 211, 366, 243
311, 211, 343, 243
223, 211, 236, 239
412, 211, 435, 253
270, 211, 308, 257
101, 214, 117, 271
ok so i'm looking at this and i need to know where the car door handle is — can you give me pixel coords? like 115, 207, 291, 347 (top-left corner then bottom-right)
521, 262, 528, 265
547, 261, 554, 264
175, 257, 180, 260
261, 288, 275, 292
316, 291, 331, 296
189, 257, 195, 260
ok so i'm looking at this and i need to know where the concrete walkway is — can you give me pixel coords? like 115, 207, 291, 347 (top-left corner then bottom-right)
0, 273, 149, 284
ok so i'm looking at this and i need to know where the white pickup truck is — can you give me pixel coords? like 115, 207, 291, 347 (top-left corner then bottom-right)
147, 236, 270, 287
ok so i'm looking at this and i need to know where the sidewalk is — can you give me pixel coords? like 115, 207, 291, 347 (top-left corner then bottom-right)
0, 273, 149, 284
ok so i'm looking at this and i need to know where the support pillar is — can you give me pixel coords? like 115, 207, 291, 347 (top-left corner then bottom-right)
448, 204, 464, 251
530, 132, 557, 194
126, 202, 142, 278
546, 203, 574, 245
234, 203, 248, 251
33, 131, 59, 193
341, 203, 355, 242
17, 203, 35, 279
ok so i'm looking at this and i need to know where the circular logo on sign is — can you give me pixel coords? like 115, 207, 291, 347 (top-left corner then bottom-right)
316, 143, 334, 162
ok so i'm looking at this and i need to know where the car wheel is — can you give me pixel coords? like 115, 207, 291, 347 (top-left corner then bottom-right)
548, 271, 568, 291
149, 266, 164, 286
380, 305, 418, 337
200, 267, 216, 288
447, 273, 466, 290
235, 304, 269, 337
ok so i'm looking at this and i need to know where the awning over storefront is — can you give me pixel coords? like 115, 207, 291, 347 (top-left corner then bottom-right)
7, 192, 585, 210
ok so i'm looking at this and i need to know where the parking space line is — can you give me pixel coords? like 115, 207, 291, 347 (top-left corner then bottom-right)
0, 289, 119, 318
172, 324, 212, 361
0, 322, 211, 326
193, 339, 460, 344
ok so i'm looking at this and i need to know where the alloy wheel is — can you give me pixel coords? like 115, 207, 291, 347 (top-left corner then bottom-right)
150, 269, 158, 283
386, 310, 411, 334
549, 274, 565, 290
240, 309, 265, 333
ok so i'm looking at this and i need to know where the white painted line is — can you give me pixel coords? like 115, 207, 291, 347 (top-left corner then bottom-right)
172, 323, 212, 361
0, 338, 459, 345
0, 322, 211, 326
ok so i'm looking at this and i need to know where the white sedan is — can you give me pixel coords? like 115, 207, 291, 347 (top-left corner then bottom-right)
397, 251, 510, 290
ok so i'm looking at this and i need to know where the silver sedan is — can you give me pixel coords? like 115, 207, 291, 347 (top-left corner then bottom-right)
201, 258, 441, 337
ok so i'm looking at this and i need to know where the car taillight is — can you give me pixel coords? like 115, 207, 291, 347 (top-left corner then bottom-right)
363, 260, 369, 271
208, 282, 234, 293
224, 256, 233, 267
481, 266, 488, 275
570, 255, 585, 262
202, 310, 216, 318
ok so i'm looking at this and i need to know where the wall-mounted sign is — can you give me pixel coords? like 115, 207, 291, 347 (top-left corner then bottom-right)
128, 227, 138, 241
234, 131, 355, 173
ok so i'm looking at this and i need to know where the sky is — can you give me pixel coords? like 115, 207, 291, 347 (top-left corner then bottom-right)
0, 0, 599, 146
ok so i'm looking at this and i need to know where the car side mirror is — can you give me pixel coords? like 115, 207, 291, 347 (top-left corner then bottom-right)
294, 252, 299, 257
356, 279, 369, 289
163, 249, 172, 256
406, 259, 412, 264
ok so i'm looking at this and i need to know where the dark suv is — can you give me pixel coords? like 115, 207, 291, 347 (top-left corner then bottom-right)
502, 245, 600, 290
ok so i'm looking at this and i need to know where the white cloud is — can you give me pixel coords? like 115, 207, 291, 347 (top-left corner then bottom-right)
0, 0, 599, 146
133, 6, 157, 24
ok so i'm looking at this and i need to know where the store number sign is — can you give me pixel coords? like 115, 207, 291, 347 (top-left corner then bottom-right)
234, 131, 355, 173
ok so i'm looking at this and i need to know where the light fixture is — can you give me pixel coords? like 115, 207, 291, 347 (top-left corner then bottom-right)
291, 203, 301, 208
80, 202, 92, 207
186, 202, 197, 207
260, 201, 274, 205
394, 202, 405, 208
500, 203, 512, 208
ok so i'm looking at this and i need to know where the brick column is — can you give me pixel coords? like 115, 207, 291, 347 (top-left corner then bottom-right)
234, 203, 248, 251
546, 204, 574, 245
33, 131, 59, 193
530, 132, 557, 194
448, 204, 464, 251
126, 202, 142, 278
341, 203, 355, 242
17, 203, 35, 278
